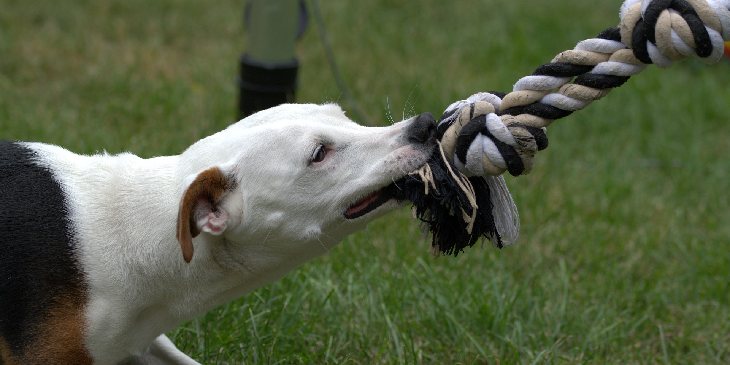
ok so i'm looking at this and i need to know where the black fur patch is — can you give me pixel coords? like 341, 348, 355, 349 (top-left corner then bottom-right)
0, 141, 85, 357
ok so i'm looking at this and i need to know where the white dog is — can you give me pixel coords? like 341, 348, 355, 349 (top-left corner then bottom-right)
0, 103, 437, 365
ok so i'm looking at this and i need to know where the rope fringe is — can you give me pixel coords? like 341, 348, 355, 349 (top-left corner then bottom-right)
411, 141, 478, 235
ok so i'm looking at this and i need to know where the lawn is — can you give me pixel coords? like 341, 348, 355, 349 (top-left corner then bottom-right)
1, 0, 729, 363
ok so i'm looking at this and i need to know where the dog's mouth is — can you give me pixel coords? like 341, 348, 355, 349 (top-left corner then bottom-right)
344, 184, 398, 220
344, 144, 436, 220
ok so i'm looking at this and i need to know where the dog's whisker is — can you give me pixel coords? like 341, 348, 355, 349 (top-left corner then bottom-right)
316, 237, 329, 253
261, 228, 273, 246
402, 83, 420, 122
385, 96, 395, 125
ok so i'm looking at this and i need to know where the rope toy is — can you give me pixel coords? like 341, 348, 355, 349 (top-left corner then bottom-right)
400, 0, 730, 255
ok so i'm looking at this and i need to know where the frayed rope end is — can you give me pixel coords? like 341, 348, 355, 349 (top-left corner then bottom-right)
392, 142, 506, 256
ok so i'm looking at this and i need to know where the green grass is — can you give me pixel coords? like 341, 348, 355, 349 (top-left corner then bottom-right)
2, 0, 729, 363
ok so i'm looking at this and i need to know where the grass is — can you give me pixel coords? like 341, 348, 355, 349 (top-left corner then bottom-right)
2, 0, 729, 363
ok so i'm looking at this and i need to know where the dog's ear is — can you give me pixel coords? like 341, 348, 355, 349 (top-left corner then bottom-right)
176, 166, 234, 263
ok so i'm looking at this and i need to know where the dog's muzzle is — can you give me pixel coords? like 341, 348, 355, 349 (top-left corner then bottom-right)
343, 113, 437, 220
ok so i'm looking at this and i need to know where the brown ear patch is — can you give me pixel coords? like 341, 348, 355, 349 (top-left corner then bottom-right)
176, 167, 232, 263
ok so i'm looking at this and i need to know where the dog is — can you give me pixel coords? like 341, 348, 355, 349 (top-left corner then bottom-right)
0, 103, 437, 365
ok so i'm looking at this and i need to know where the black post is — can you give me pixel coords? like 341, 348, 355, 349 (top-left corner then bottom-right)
239, 0, 308, 118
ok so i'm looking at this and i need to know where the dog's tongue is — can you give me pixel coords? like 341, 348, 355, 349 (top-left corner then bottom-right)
345, 191, 381, 218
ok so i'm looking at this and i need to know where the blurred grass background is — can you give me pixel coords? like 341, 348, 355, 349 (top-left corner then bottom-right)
1, 0, 729, 363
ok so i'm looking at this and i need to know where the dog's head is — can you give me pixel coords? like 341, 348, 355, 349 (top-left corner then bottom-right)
175, 103, 436, 264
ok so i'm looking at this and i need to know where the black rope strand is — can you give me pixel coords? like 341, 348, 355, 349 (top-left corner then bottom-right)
642, 0, 713, 57
390, 153, 503, 255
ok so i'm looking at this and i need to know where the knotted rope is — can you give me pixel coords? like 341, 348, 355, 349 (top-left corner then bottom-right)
407, 0, 729, 255
438, 0, 729, 178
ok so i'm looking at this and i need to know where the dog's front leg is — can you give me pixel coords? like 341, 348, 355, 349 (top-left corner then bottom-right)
146, 334, 201, 365
119, 334, 201, 365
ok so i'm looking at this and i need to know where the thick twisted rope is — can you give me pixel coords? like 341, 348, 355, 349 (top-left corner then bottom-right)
406, 0, 728, 255
437, 0, 730, 178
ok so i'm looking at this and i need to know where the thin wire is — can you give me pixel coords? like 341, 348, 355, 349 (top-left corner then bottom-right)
308, 0, 372, 125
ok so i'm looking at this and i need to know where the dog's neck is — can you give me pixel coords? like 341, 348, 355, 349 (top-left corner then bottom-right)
68, 151, 319, 360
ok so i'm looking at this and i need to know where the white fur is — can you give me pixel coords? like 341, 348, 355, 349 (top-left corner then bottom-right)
26, 103, 433, 365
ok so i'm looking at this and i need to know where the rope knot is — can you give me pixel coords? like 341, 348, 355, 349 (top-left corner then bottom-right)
437, 92, 548, 177
620, 0, 729, 66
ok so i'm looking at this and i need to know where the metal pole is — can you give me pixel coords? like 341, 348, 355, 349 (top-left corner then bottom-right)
239, 0, 306, 118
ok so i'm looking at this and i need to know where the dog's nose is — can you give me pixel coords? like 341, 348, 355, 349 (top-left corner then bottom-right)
406, 112, 436, 144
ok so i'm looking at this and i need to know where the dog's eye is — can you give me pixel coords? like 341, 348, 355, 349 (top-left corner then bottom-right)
311, 144, 327, 163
